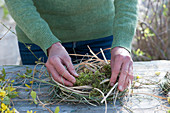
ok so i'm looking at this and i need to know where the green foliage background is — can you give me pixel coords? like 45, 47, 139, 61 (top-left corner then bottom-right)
132, 0, 170, 61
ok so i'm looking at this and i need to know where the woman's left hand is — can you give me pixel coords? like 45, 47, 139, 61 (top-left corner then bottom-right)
110, 47, 133, 91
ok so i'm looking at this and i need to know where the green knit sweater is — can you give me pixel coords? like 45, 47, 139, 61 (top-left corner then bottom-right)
5, 0, 138, 55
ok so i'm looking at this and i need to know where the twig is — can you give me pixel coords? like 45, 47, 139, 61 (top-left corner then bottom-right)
0, 27, 11, 40
140, 21, 167, 59
84, 65, 96, 73
113, 90, 119, 106
101, 82, 118, 103
83, 97, 97, 107
132, 93, 167, 100
51, 77, 90, 94
87, 45, 100, 59
37, 95, 53, 113
71, 85, 93, 89
94, 88, 107, 113
31, 63, 45, 91
100, 48, 108, 64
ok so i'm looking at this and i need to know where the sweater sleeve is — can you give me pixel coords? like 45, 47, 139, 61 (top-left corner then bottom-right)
5, 0, 60, 55
112, 0, 138, 52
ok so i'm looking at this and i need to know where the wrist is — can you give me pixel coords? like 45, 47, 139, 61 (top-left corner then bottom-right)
111, 46, 130, 53
47, 42, 62, 56
111, 46, 123, 52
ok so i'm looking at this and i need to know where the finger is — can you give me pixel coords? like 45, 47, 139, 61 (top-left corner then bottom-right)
110, 56, 115, 69
47, 65, 73, 86
63, 59, 79, 77
118, 61, 129, 91
128, 62, 134, 84
123, 62, 133, 89
124, 75, 129, 90
110, 57, 123, 86
51, 57, 76, 84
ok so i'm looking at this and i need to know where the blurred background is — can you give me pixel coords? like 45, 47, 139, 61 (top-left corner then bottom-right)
0, 0, 169, 65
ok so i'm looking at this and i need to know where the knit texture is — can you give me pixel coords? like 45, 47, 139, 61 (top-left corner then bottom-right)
5, 0, 138, 55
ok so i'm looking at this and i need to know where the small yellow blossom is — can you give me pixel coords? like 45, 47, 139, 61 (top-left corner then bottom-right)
25, 84, 31, 89
1, 103, 8, 111
136, 75, 142, 79
27, 110, 36, 113
10, 87, 16, 92
1, 97, 4, 101
27, 110, 33, 113
11, 108, 17, 113
155, 72, 161, 76
163, 4, 166, 8
5, 109, 12, 113
167, 97, 170, 104
11, 80, 15, 83
0, 89, 6, 97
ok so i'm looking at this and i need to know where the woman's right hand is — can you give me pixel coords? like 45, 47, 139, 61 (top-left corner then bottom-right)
45, 42, 79, 86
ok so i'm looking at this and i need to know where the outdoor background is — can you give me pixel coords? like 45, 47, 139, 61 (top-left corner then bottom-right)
0, 0, 169, 65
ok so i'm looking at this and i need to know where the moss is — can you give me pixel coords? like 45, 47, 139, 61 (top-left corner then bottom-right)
75, 63, 115, 97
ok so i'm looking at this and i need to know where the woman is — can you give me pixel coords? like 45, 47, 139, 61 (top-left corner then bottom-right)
5, 0, 138, 91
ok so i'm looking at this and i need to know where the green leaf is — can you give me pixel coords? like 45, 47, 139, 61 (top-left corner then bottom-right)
8, 92, 18, 98
3, 96, 10, 105
1, 68, 6, 81
2, 68, 6, 77
33, 99, 38, 104
163, 8, 168, 16
168, 109, 170, 113
31, 91, 38, 104
31, 91, 36, 99
2, 5, 9, 18
55, 106, 60, 113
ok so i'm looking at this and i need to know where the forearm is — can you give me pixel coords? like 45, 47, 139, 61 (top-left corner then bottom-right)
112, 0, 138, 52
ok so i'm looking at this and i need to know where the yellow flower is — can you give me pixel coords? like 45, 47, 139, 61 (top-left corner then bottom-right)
1, 103, 8, 111
136, 75, 142, 79
11, 80, 15, 83
0, 89, 6, 97
155, 71, 161, 76
9, 87, 16, 92
25, 84, 31, 89
167, 97, 170, 104
27, 110, 36, 113
11, 108, 17, 113
5, 109, 13, 113
27, 110, 33, 113
1, 97, 4, 101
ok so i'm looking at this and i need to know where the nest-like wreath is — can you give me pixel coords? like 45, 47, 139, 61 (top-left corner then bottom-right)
50, 47, 129, 109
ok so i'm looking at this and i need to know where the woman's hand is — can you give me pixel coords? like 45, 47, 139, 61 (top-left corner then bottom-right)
45, 42, 78, 86
110, 47, 133, 91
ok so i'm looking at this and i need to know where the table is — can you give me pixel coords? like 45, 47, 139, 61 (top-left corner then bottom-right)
1, 60, 170, 113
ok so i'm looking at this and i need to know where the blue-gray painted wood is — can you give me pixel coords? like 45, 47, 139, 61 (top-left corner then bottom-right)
1, 61, 170, 113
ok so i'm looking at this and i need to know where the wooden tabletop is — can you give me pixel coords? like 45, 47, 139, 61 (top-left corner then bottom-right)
1, 60, 170, 113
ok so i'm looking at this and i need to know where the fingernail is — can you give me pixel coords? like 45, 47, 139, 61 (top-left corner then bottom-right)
119, 86, 123, 91
75, 72, 79, 76
72, 79, 76, 83
110, 83, 114, 86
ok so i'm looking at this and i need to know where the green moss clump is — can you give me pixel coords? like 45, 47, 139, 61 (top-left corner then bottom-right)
75, 63, 114, 97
